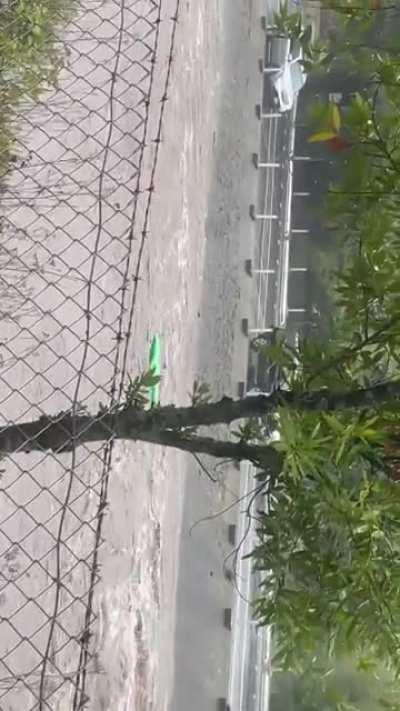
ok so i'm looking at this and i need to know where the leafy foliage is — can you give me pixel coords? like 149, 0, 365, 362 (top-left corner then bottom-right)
247, 0, 400, 684
252, 408, 400, 669
190, 379, 212, 406
270, 660, 400, 711
232, 418, 264, 444
0, 0, 76, 178
124, 369, 160, 409
271, 1, 303, 40
270, 2, 334, 71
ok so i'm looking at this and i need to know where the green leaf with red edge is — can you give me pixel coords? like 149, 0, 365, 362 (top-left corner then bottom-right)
308, 130, 338, 144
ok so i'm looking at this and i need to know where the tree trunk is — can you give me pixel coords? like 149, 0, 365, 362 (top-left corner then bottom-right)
2, 379, 400, 457
0, 407, 284, 467
140, 430, 283, 471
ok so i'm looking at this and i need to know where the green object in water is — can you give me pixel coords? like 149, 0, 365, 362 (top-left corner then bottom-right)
148, 334, 162, 407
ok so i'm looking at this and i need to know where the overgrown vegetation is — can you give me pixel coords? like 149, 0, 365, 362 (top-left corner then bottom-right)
270, 660, 400, 711
250, 2, 400, 707
0, 0, 75, 178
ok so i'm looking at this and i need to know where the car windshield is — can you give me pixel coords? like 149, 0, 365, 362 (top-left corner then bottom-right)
290, 61, 306, 93
290, 39, 302, 61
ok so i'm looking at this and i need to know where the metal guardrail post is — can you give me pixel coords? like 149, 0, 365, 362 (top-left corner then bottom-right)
252, 152, 280, 169
255, 104, 281, 120
259, 60, 281, 74
249, 204, 279, 220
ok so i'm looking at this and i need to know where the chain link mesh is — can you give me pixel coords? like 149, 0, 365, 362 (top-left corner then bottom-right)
0, 0, 179, 707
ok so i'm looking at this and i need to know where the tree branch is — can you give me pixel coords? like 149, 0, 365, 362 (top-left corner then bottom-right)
370, 88, 400, 174
137, 429, 283, 470
306, 314, 400, 387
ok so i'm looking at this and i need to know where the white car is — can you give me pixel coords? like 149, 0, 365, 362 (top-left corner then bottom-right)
266, 37, 307, 112
271, 55, 307, 112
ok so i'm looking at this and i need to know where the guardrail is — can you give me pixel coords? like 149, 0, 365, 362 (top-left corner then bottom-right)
240, 15, 311, 399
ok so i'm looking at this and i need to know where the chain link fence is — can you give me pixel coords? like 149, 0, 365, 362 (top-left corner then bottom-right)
0, 0, 179, 708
